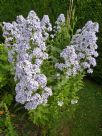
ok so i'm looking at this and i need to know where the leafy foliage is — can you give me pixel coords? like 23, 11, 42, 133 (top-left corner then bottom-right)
0, 44, 15, 94
0, 95, 17, 136
0, 44, 16, 135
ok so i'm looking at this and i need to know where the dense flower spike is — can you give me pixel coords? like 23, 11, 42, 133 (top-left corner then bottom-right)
50, 14, 65, 38
55, 21, 99, 77
71, 21, 99, 73
55, 45, 80, 77
3, 10, 52, 110
41, 15, 52, 40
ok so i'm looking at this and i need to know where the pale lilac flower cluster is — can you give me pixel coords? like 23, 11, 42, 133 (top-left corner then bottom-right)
71, 21, 99, 74
41, 15, 52, 40
55, 21, 99, 77
55, 14, 65, 27
50, 14, 65, 38
55, 45, 80, 77
3, 10, 52, 110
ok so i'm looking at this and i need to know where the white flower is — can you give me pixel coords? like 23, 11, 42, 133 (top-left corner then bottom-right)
87, 68, 93, 74
57, 101, 64, 107
71, 99, 78, 104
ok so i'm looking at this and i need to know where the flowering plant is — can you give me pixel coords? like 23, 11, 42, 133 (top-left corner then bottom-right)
2, 9, 99, 135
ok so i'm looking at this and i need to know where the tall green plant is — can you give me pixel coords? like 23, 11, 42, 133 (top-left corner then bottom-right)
28, 2, 84, 135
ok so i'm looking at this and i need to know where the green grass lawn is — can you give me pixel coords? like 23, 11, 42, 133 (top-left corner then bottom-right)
71, 78, 102, 136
